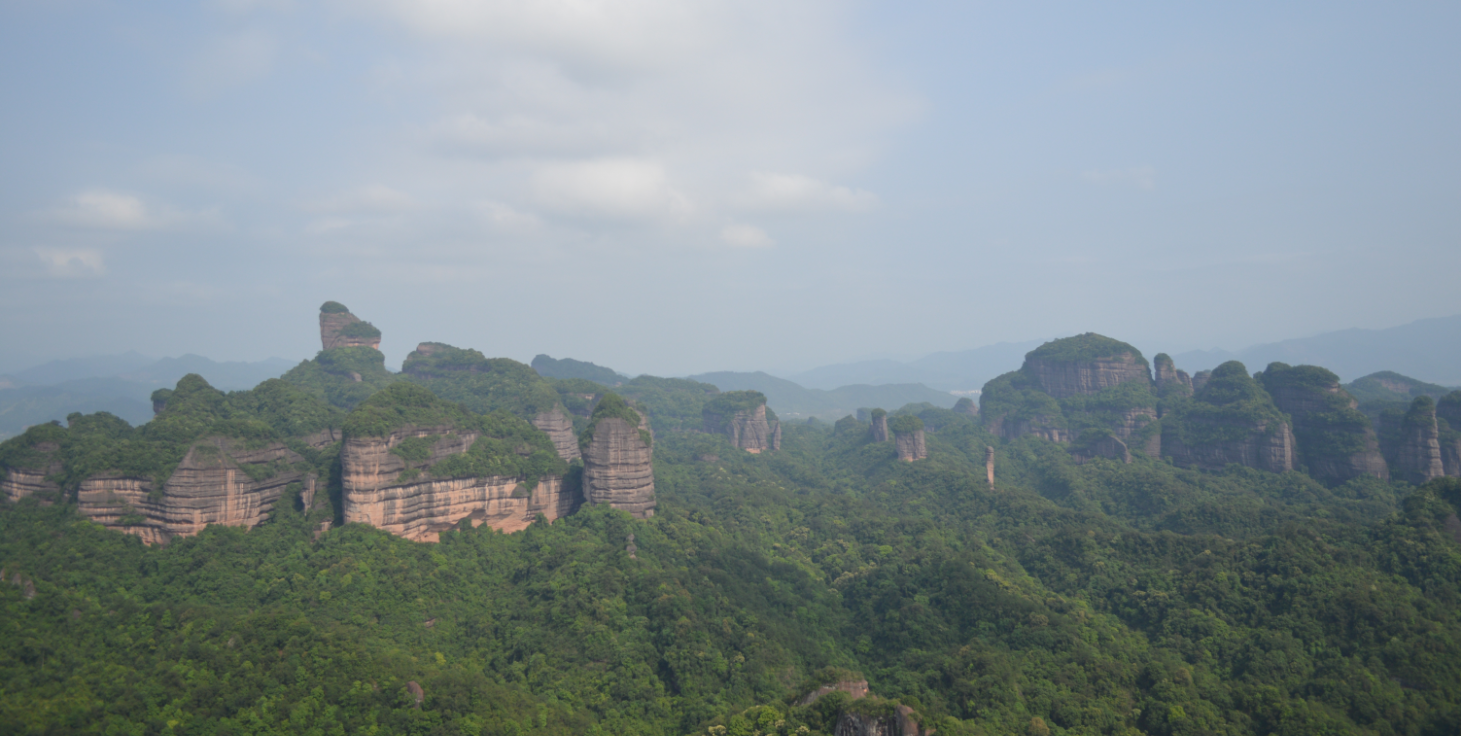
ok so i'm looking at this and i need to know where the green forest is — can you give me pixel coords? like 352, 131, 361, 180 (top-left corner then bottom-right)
4, 341, 1461, 736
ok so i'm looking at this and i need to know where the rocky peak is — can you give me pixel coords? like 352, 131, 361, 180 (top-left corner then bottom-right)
702, 390, 781, 453
870, 409, 889, 442
1021, 333, 1152, 399
889, 415, 926, 461
1259, 362, 1387, 484
1192, 370, 1213, 392
581, 393, 655, 519
1153, 353, 1194, 398
1162, 361, 1295, 474
318, 301, 381, 351
1384, 396, 1445, 485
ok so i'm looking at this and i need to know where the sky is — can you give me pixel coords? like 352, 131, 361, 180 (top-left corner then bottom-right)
2, 1, 1459, 377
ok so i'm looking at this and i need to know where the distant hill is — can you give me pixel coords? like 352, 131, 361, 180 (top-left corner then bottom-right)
1343, 371, 1457, 405
531, 354, 626, 385
0, 353, 294, 439
687, 371, 958, 421
785, 340, 1045, 391
1171, 314, 1461, 384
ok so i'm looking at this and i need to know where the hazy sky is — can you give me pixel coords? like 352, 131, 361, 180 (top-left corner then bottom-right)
3, 1, 1458, 377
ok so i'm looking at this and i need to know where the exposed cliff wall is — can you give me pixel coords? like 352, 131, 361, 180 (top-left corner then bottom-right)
582, 394, 655, 519
76, 438, 306, 545
341, 426, 576, 541
1260, 363, 1388, 484
702, 392, 780, 453
1438, 392, 1461, 477
1153, 353, 1194, 399
532, 408, 582, 463
1384, 397, 1445, 485
318, 301, 382, 351
889, 415, 926, 461
1192, 370, 1213, 392
0, 440, 62, 504
1022, 334, 1151, 399
1072, 433, 1131, 465
833, 705, 927, 736
870, 409, 890, 443
1161, 362, 1294, 473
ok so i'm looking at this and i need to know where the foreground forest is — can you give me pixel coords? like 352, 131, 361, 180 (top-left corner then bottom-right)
3, 317, 1461, 736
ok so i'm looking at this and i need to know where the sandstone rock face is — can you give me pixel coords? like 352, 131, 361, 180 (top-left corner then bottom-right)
1, 441, 62, 504
1154, 353, 1194, 398
1163, 420, 1294, 473
995, 415, 1069, 444
704, 403, 780, 453
1025, 352, 1150, 399
834, 706, 926, 736
1389, 398, 1445, 485
532, 408, 582, 463
582, 417, 655, 519
1192, 371, 1213, 392
1263, 368, 1388, 484
870, 411, 889, 443
1113, 407, 1160, 457
319, 308, 381, 351
76, 438, 307, 545
986, 446, 996, 489
1073, 434, 1131, 465
895, 429, 927, 462
342, 427, 576, 542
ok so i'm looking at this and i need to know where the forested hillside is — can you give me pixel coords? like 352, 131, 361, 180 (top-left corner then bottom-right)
4, 325, 1461, 735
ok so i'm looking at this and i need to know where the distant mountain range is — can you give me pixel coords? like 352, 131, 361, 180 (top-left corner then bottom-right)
0, 354, 295, 439
781, 340, 1046, 392
686, 371, 957, 421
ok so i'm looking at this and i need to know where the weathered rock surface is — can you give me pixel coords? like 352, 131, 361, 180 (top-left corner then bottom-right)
1438, 392, 1461, 477
1192, 370, 1213, 392
1153, 353, 1194, 397
1, 441, 62, 504
342, 427, 576, 542
76, 438, 307, 545
895, 429, 927, 462
582, 414, 655, 519
985, 446, 995, 489
1024, 340, 1151, 399
1163, 420, 1294, 473
319, 304, 381, 350
995, 414, 1070, 444
1072, 434, 1131, 465
870, 410, 889, 443
1385, 397, 1445, 485
704, 402, 781, 453
797, 679, 870, 706
532, 408, 582, 463
1113, 407, 1161, 457
834, 705, 927, 736
1261, 364, 1388, 484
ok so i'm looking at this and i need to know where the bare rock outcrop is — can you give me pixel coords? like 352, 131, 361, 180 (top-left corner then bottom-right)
986, 446, 995, 489
1113, 407, 1161, 457
582, 395, 655, 519
1153, 353, 1194, 398
1, 440, 63, 505
890, 415, 927, 462
342, 426, 576, 542
318, 301, 381, 351
1192, 370, 1213, 392
1161, 361, 1295, 474
1438, 392, 1461, 477
798, 679, 870, 707
1384, 397, 1445, 485
532, 407, 582, 463
870, 409, 890, 443
702, 392, 781, 453
1022, 334, 1152, 399
1260, 363, 1388, 484
76, 438, 307, 545
834, 705, 928, 736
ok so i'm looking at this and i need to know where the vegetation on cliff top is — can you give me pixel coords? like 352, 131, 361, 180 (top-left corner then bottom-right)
1162, 361, 1292, 446
704, 390, 767, 417
1024, 332, 1148, 367
1345, 370, 1456, 404
532, 354, 625, 385
319, 300, 350, 314
280, 346, 398, 410
886, 414, 923, 434
336, 320, 381, 339
579, 392, 650, 450
402, 344, 561, 419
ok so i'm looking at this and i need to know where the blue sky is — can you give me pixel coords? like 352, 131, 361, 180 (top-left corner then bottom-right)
2, 1, 1458, 376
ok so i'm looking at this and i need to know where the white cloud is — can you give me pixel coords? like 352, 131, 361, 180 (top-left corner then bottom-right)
190, 29, 278, 93
33, 248, 105, 278
45, 190, 187, 230
429, 113, 624, 158
1083, 165, 1156, 190
737, 172, 878, 213
303, 185, 417, 215
720, 224, 774, 248
531, 158, 690, 222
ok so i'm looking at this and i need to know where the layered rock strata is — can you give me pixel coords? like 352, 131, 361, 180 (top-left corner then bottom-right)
0, 441, 62, 504
1387, 397, 1445, 485
532, 408, 583, 463
704, 403, 781, 453
895, 429, 927, 462
1025, 350, 1150, 399
583, 408, 656, 519
318, 302, 381, 350
77, 438, 306, 545
1163, 420, 1294, 473
342, 426, 576, 542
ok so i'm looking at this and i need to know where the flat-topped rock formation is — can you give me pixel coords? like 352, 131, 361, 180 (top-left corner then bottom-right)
341, 426, 576, 541
1260, 363, 1388, 484
1022, 333, 1152, 399
890, 415, 927, 462
1384, 396, 1445, 485
1162, 362, 1294, 474
318, 301, 382, 350
76, 438, 308, 545
870, 409, 890, 443
532, 407, 582, 463
0, 434, 63, 505
702, 391, 781, 453
581, 394, 655, 518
